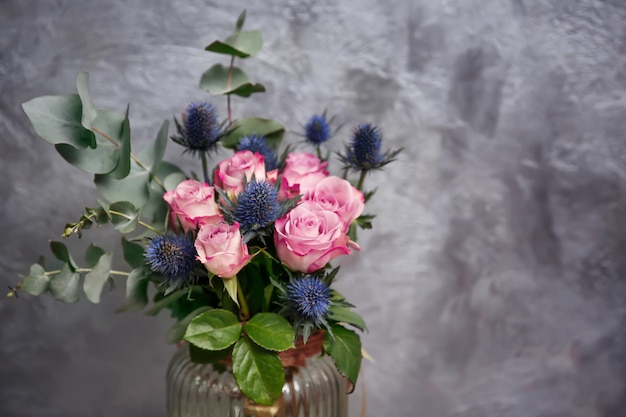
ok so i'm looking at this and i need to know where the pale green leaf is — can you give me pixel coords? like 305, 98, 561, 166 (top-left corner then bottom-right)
328, 305, 368, 332
21, 264, 49, 296
116, 268, 150, 312
199, 64, 265, 97
75, 71, 97, 130
83, 252, 113, 304
109, 201, 140, 234
204, 30, 263, 58
222, 117, 285, 149
49, 263, 80, 304
49, 241, 78, 270
166, 306, 212, 344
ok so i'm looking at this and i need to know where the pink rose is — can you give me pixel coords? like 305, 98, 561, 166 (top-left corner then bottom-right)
163, 179, 223, 232
213, 150, 265, 197
274, 201, 351, 273
195, 222, 250, 278
279, 152, 329, 199
303, 176, 365, 232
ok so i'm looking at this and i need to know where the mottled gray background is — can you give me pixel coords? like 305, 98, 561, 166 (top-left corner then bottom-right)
2, 0, 626, 416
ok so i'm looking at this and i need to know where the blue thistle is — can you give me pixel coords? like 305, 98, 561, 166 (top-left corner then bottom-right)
237, 134, 279, 171
234, 179, 281, 236
286, 276, 331, 326
305, 114, 331, 145
338, 123, 402, 172
171, 102, 221, 154
145, 234, 196, 289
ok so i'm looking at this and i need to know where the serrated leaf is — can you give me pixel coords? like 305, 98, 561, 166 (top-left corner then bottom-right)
232, 336, 284, 406
184, 309, 242, 351
328, 305, 368, 332
83, 252, 113, 304
323, 325, 362, 385
205, 30, 263, 58
199, 64, 265, 97
166, 306, 212, 344
84, 243, 106, 268
222, 117, 285, 149
49, 263, 80, 303
22, 95, 95, 149
21, 264, 49, 296
145, 287, 188, 316
244, 313, 295, 351
121, 238, 146, 269
116, 268, 150, 312
75, 71, 97, 130
109, 201, 140, 234
49, 241, 78, 271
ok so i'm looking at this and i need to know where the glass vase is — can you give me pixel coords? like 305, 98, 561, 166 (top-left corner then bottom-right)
166, 332, 348, 417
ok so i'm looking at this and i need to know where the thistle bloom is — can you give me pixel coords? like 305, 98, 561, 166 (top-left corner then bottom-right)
145, 234, 196, 288
234, 179, 281, 234
172, 102, 221, 154
237, 134, 279, 171
286, 276, 331, 325
305, 114, 331, 145
338, 123, 401, 172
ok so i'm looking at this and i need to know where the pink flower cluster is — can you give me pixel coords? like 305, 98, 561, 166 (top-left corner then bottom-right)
163, 150, 364, 278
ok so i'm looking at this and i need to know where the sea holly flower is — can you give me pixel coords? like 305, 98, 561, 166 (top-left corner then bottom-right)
338, 123, 401, 172
145, 234, 197, 290
286, 276, 331, 326
236, 134, 279, 171
234, 179, 281, 235
304, 114, 331, 146
171, 102, 222, 155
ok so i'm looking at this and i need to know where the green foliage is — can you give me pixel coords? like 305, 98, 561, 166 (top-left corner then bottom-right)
328, 305, 368, 332
222, 118, 285, 149
184, 309, 242, 350
116, 268, 150, 313
232, 336, 284, 406
243, 313, 295, 351
49, 263, 80, 303
166, 306, 212, 344
83, 252, 113, 303
21, 264, 49, 296
200, 64, 265, 97
323, 324, 362, 385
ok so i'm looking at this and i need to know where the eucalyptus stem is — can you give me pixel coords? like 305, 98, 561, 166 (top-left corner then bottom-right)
226, 55, 236, 125
356, 170, 368, 191
44, 269, 131, 277
108, 210, 162, 235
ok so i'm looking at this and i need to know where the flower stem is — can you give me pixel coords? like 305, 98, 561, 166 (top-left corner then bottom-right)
44, 269, 131, 277
356, 170, 368, 191
227, 54, 236, 126
109, 210, 162, 235
201, 152, 210, 184
238, 287, 250, 321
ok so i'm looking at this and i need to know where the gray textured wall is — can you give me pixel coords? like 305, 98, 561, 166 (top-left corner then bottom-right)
2, 1, 626, 416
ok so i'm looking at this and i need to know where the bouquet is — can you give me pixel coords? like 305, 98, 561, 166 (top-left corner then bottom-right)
8, 10, 400, 406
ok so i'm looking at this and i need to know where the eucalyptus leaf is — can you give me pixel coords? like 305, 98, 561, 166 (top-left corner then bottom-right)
21, 264, 49, 296
109, 201, 140, 234
75, 71, 97, 130
232, 336, 284, 406
116, 268, 150, 312
199, 64, 265, 97
244, 313, 295, 351
49, 263, 80, 304
121, 238, 146, 269
328, 305, 368, 332
95, 164, 150, 209
205, 30, 262, 58
184, 309, 242, 351
83, 252, 113, 304
145, 287, 188, 316
166, 306, 212, 344
84, 243, 106, 268
49, 241, 78, 271
22, 94, 95, 149
136, 120, 169, 171
323, 325, 362, 385
222, 118, 285, 149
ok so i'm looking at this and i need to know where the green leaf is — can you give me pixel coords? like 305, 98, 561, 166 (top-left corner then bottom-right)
49, 241, 78, 271
222, 117, 285, 149
223, 276, 239, 307
121, 238, 146, 269
232, 336, 284, 406
166, 306, 212, 344
22, 94, 95, 149
145, 287, 187, 316
83, 252, 113, 304
84, 243, 106, 268
55, 108, 129, 175
116, 268, 150, 312
21, 264, 49, 296
205, 30, 263, 58
163, 170, 187, 191
95, 164, 150, 209
49, 263, 80, 303
323, 325, 362, 385
189, 343, 232, 364
75, 71, 97, 130
199, 64, 265, 97
184, 309, 242, 351
136, 120, 169, 172
328, 305, 368, 332
244, 313, 295, 351
109, 201, 140, 234
235, 9, 246, 32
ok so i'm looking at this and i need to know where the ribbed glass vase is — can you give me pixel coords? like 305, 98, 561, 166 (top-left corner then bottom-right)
166, 333, 348, 417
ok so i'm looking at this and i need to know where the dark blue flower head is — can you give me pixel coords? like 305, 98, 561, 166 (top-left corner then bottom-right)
338, 123, 401, 172
237, 134, 279, 171
234, 179, 281, 236
305, 114, 331, 145
286, 276, 331, 325
172, 102, 221, 154
145, 234, 196, 288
